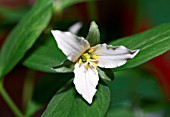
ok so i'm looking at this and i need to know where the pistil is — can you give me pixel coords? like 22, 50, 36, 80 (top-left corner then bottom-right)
77, 49, 98, 69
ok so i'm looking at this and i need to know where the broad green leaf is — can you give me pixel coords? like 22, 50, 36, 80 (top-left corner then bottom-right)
107, 68, 166, 116
109, 24, 170, 71
23, 35, 66, 73
0, 0, 53, 78
41, 83, 110, 117
86, 21, 100, 46
112, 68, 164, 100
108, 68, 164, 109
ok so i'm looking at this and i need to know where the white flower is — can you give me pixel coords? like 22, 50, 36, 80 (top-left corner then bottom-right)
51, 26, 139, 104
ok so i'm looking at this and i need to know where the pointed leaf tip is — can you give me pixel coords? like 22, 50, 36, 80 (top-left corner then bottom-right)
86, 21, 100, 46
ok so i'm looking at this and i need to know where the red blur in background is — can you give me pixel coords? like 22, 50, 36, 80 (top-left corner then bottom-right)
0, 0, 34, 8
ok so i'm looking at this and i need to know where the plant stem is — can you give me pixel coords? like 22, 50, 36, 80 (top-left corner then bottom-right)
22, 69, 36, 112
0, 79, 24, 117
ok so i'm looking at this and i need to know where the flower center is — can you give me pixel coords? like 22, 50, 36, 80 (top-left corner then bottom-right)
78, 49, 98, 69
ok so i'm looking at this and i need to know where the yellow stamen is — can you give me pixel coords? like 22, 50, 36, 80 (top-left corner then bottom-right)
84, 62, 89, 69
78, 58, 82, 64
83, 53, 88, 56
91, 62, 97, 68
92, 55, 98, 59
88, 49, 94, 53
82, 53, 91, 61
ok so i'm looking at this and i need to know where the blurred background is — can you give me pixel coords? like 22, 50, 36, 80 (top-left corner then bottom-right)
0, 0, 170, 117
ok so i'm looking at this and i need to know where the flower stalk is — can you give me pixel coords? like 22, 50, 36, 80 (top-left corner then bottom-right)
0, 79, 24, 117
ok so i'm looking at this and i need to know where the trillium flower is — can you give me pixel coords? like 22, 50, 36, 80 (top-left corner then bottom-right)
51, 22, 139, 104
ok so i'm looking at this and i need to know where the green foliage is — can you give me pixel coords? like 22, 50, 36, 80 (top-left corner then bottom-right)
139, 0, 170, 25
109, 68, 164, 104
110, 24, 170, 71
22, 20, 170, 116
23, 23, 170, 73
86, 21, 100, 46
98, 68, 114, 82
52, 60, 74, 73
1, 0, 170, 116
0, 0, 53, 78
23, 21, 101, 73
107, 68, 166, 116
41, 83, 110, 117
23, 35, 66, 73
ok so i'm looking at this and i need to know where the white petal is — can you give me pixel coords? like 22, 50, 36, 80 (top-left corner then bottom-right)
51, 30, 90, 62
73, 63, 99, 104
91, 44, 139, 68
68, 22, 82, 34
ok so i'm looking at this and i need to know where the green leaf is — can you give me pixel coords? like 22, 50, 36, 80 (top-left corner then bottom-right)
52, 60, 74, 73
41, 83, 110, 117
0, 0, 53, 78
107, 68, 166, 116
109, 24, 170, 71
23, 21, 84, 73
108, 68, 164, 110
23, 35, 66, 73
86, 21, 100, 46
98, 68, 114, 82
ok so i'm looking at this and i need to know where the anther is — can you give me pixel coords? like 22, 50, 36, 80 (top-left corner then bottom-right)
92, 55, 98, 59
84, 62, 89, 69
78, 58, 82, 64
83, 53, 88, 57
88, 49, 94, 53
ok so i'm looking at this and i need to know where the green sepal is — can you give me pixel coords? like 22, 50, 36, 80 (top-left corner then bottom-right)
86, 21, 100, 46
52, 60, 74, 73
98, 68, 115, 84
